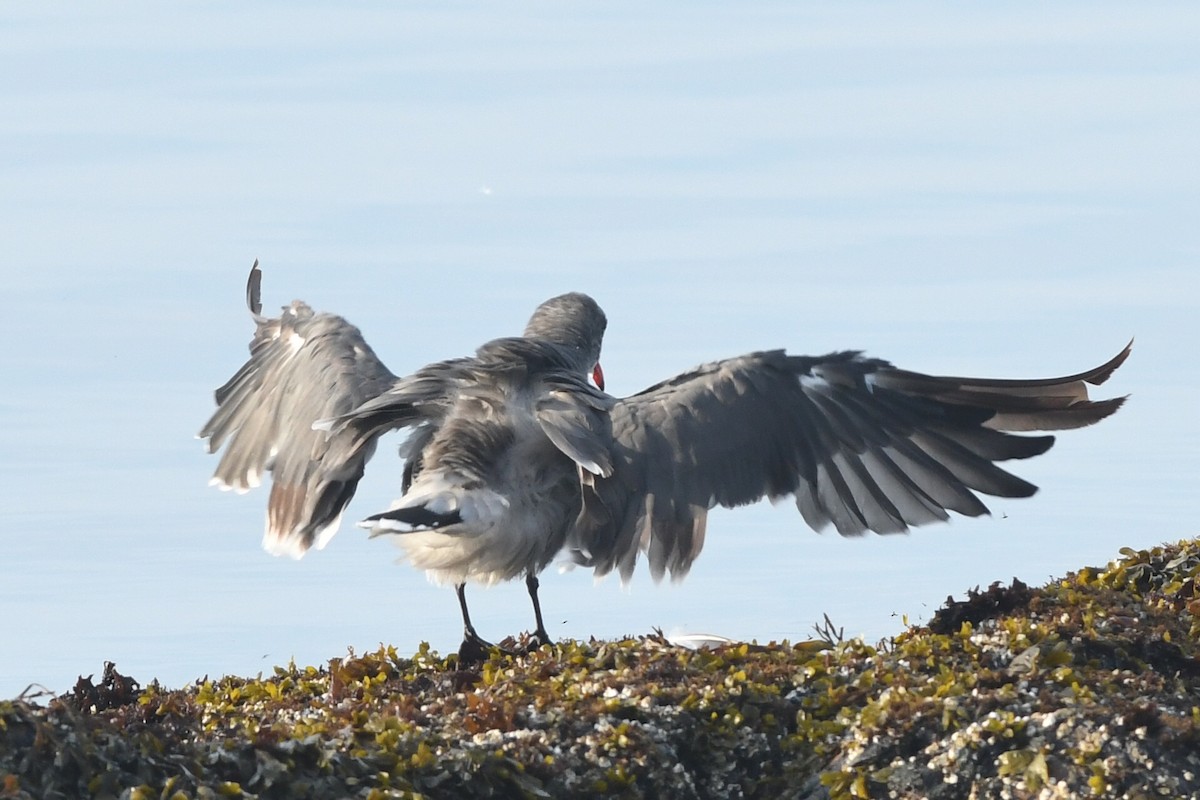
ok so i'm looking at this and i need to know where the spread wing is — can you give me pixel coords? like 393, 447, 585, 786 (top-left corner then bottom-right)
568, 343, 1130, 581
199, 263, 402, 557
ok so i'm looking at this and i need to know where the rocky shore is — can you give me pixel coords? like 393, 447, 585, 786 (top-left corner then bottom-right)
3, 539, 1199, 799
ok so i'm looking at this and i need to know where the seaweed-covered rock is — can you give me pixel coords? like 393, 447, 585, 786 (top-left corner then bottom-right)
3, 539, 1200, 799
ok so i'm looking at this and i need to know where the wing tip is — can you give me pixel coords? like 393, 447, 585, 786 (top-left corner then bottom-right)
262, 514, 342, 559
262, 533, 309, 560
246, 260, 264, 318
208, 475, 252, 494
1086, 339, 1133, 387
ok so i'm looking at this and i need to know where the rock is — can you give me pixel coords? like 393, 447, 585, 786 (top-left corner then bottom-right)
3, 539, 1200, 799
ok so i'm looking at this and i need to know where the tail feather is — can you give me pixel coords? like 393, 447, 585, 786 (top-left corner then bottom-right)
362, 505, 464, 535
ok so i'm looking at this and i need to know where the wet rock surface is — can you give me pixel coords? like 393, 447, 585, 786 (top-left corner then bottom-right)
3, 539, 1200, 799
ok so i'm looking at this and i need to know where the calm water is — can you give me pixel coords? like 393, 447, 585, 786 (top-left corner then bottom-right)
2, 3, 1197, 697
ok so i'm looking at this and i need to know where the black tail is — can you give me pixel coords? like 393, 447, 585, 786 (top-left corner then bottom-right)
365, 505, 463, 531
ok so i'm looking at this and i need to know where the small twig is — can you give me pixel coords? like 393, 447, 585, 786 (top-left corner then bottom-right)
812, 612, 845, 647
18, 683, 55, 703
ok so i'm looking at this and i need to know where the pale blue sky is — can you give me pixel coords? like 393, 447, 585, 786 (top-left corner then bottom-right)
2, 3, 1197, 696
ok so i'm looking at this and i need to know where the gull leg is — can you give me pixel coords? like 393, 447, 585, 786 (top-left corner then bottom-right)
525, 573, 553, 650
456, 583, 498, 665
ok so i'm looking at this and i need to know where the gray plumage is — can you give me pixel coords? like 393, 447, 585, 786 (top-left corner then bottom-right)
199, 262, 397, 556
568, 347, 1128, 582
200, 263, 1129, 652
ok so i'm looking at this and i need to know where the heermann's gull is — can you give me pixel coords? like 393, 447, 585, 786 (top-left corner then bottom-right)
200, 263, 1129, 659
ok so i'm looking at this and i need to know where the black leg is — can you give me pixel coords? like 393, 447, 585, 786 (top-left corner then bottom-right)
456, 583, 496, 664
526, 573, 552, 648
456, 583, 479, 639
